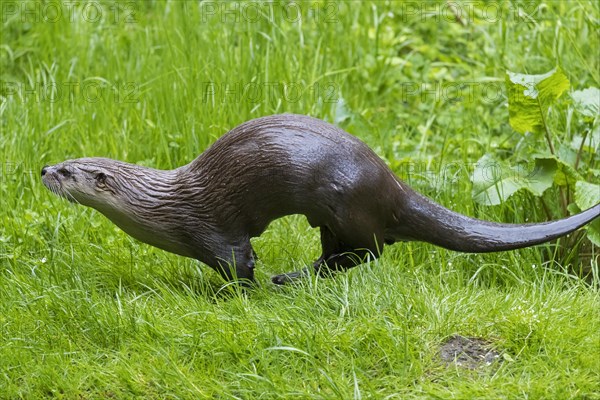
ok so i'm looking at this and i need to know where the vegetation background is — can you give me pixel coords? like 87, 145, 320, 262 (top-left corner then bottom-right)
1, 0, 599, 398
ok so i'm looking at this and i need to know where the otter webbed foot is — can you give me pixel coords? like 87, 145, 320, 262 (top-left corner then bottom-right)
271, 268, 310, 285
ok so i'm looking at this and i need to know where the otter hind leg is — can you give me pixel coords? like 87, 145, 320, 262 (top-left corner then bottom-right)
270, 268, 311, 285
271, 225, 338, 285
271, 226, 383, 285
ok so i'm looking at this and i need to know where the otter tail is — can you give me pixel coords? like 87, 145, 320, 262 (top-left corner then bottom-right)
399, 191, 600, 253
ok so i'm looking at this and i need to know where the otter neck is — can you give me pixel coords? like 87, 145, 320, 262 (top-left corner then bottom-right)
96, 165, 199, 258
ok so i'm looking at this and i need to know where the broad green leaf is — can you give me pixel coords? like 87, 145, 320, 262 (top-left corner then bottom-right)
575, 181, 600, 210
537, 68, 570, 103
571, 87, 600, 118
552, 156, 584, 186
527, 157, 559, 195
472, 155, 522, 205
334, 96, 352, 125
506, 67, 570, 134
575, 181, 600, 246
506, 74, 543, 134
587, 225, 600, 247
471, 155, 557, 205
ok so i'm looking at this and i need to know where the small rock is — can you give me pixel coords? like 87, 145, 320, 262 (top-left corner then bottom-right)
439, 335, 500, 369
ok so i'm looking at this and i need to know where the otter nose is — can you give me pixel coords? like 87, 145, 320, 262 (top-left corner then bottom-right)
41, 165, 49, 176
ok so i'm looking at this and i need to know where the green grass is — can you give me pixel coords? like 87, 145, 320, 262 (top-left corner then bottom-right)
1, 0, 599, 398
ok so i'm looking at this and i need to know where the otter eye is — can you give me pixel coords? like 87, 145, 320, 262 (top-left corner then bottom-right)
95, 172, 107, 186
58, 168, 71, 178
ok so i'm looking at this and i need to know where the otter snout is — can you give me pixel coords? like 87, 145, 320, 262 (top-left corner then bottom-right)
41, 165, 49, 176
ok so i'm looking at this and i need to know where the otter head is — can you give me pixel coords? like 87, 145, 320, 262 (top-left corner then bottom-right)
41, 157, 129, 210
41, 157, 196, 258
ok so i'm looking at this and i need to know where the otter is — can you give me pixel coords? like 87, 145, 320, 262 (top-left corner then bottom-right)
41, 114, 600, 285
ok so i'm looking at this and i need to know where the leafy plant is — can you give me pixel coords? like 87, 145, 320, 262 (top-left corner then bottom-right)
471, 67, 600, 246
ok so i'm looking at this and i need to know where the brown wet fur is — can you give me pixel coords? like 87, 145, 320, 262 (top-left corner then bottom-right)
41, 114, 600, 285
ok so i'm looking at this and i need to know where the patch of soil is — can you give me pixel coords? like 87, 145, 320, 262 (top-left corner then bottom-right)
439, 335, 500, 369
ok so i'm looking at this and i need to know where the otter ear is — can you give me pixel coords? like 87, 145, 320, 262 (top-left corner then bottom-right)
95, 172, 107, 187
